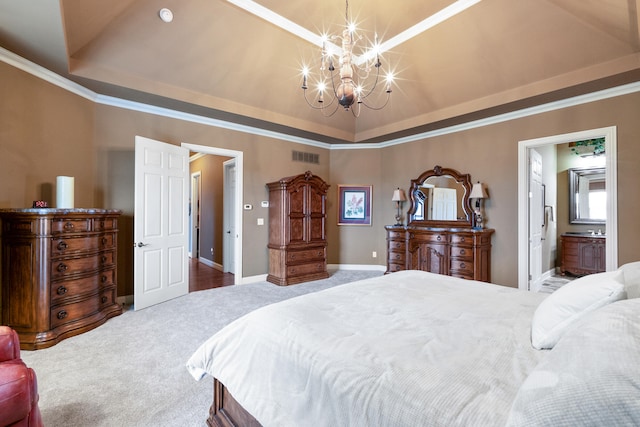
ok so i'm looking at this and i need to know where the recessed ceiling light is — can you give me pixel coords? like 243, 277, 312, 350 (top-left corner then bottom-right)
159, 8, 173, 23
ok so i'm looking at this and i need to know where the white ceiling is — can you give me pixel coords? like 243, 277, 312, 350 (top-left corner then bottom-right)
1, 0, 639, 143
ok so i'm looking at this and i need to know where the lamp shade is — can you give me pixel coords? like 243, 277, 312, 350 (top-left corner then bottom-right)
392, 188, 407, 202
470, 182, 488, 199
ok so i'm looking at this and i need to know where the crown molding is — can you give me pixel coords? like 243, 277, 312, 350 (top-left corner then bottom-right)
3, 46, 640, 151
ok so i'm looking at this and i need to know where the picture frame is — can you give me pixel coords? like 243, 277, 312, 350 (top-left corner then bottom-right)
338, 185, 372, 226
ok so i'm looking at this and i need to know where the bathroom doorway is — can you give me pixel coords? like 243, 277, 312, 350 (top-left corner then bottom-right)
517, 126, 618, 291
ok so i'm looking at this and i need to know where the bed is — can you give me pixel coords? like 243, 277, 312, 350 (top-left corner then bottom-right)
187, 266, 640, 427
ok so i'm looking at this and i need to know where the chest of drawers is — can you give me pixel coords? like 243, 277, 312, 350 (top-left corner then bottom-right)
385, 225, 493, 282
0, 209, 123, 349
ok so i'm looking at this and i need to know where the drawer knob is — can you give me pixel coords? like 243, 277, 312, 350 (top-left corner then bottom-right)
101, 296, 108, 304
101, 275, 108, 283
460, 237, 466, 242
63, 222, 74, 230
57, 263, 68, 272
460, 262, 466, 268
291, 254, 296, 260
57, 310, 68, 320
99, 221, 105, 229
57, 286, 68, 295
101, 256, 107, 264
460, 249, 466, 255
101, 237, 108, 245
436, 236, 442, 241
57, 241, 68, 251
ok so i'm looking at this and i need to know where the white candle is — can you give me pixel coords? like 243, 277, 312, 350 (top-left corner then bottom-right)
56, 176, 75, 208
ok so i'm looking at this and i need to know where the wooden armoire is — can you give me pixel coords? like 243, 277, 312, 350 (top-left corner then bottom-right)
266, 171, 329, 286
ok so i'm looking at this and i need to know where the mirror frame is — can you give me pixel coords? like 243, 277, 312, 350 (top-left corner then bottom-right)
407, 165, 473, 228
568, 166, 606, 225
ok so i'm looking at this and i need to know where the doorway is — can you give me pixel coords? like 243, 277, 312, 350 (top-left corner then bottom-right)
190, 171, 202, 259
182, 143, 244, 284
517, 126, 618, 291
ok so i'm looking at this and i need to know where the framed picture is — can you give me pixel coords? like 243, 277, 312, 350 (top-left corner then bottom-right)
338, 185, 372, 226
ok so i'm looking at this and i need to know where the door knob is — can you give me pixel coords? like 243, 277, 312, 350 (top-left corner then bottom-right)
135, 242, 149, 247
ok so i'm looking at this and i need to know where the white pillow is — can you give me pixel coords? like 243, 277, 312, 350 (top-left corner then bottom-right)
531, 270, 626, 349
508, 298, 640, 427
618, 261, 640, 299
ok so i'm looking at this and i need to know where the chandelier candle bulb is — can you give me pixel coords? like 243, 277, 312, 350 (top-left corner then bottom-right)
56, 176, 75, 209
301, 0, 395, 117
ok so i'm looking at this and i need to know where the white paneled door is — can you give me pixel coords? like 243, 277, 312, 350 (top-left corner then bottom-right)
528, 148, 543, 291
134, 136, 189, 310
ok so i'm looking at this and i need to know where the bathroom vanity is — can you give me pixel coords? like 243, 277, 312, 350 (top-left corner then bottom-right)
560, 232, 606, 276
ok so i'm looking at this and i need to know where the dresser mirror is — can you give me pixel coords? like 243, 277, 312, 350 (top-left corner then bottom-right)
407, 165, 473, 227
568, 166, 606, 225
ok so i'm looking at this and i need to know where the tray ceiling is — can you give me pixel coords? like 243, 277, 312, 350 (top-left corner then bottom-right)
1, 0, 639, 143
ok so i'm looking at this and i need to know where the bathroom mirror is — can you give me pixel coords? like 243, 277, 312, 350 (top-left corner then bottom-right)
568, 166, 606, 225
407, 165, 473, 227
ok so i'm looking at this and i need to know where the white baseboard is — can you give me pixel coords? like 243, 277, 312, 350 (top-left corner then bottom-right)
197, 257, 223, 271
240, 274, 269, 284
116, 295, 134, 307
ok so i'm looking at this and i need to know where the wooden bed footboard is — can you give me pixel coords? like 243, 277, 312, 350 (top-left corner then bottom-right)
208, 378, 262, 427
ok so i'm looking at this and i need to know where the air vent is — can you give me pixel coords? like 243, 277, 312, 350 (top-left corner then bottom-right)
292, 150, 319, 164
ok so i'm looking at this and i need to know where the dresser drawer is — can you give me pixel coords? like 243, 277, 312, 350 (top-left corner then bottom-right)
287, 248, 325, 263
51, 233, 115, 255
410, 232, 449, 243
450, 234, 473, 245
51, 251, 115, 279
388, 240, 405, 251
450, 259, 474, 275
286, 262, 326, 277
387, 251, 405, 263
99, 287, 116, 307
387, 230, 405, 239
94, 217, 117, 231
51, 296, 101, 329
50, 269, 116, 304
450, 246, 473, 260
387, 263, 405, 273
51, 218, 91, 234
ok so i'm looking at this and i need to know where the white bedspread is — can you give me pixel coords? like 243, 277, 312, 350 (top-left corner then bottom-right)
186, 270, 548, 427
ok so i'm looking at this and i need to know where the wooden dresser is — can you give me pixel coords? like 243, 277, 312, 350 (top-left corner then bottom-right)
386, 225, 494, 282
0, 209, 123, 349
560, 233, 606, 276
266, 171, 330, 286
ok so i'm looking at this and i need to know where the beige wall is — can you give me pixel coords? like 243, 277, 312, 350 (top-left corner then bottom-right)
2, 60, 640, 296
0, 63, 96, 208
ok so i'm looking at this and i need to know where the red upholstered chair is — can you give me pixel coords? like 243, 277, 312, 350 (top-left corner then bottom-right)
0, 326, 43, 427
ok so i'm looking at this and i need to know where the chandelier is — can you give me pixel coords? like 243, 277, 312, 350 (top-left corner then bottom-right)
301, 0, 395, 117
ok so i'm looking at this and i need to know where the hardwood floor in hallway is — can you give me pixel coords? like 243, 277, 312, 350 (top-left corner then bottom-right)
189, 258, 234, 292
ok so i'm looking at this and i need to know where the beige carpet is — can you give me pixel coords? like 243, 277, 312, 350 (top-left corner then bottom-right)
21, 270, 382, 427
